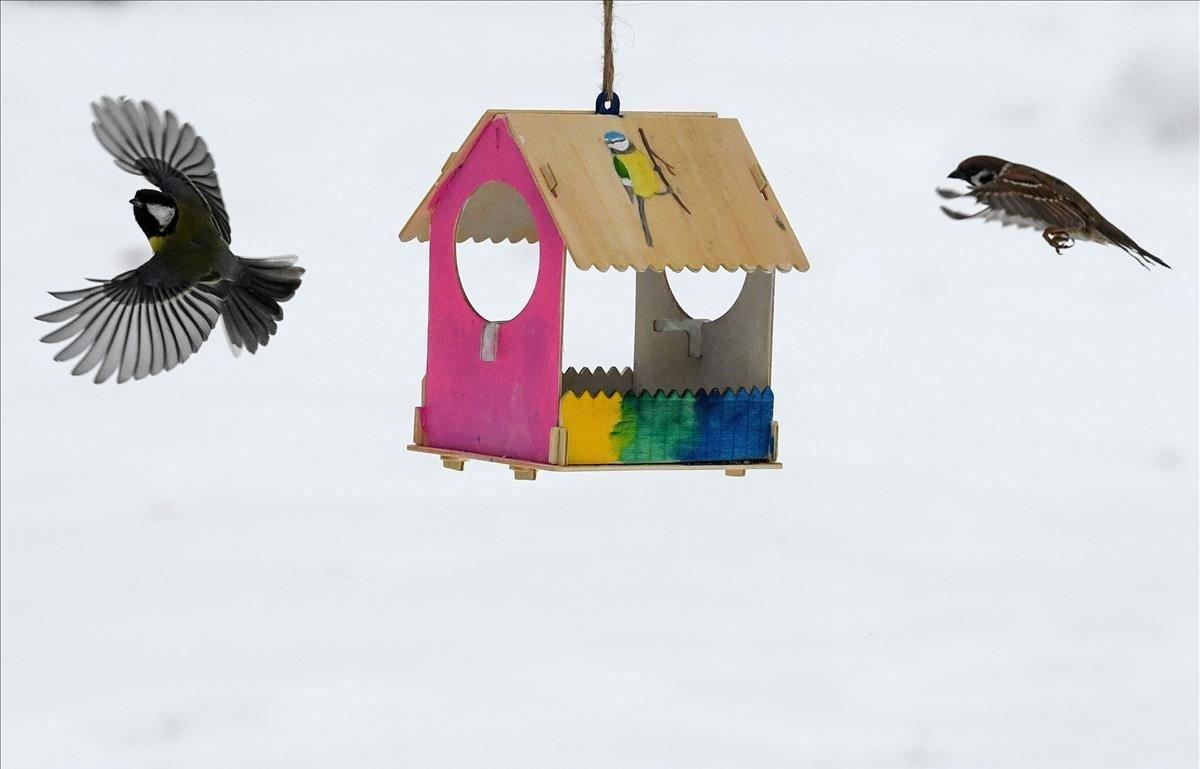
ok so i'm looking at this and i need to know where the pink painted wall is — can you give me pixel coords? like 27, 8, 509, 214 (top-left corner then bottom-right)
421, 117, 565, 462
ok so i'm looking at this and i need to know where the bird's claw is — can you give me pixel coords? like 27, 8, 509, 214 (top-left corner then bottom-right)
1043, 228, 1074, 254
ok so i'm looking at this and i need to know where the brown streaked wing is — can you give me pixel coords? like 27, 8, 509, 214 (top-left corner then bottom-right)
970, 170, 1089, 230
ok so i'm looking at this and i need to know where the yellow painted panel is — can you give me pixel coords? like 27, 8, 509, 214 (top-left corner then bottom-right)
560, 392, 623, 465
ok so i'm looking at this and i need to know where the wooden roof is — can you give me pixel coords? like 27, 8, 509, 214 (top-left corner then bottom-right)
399, 110, 809, 273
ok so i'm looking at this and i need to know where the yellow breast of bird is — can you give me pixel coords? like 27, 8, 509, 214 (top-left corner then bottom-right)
149, 235, 167, 253
624, 149, 664, 198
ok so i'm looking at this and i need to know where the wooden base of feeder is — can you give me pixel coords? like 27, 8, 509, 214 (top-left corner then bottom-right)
408, 444, 781, 480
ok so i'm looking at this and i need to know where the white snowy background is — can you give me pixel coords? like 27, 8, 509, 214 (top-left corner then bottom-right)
1, 2, 1197, 767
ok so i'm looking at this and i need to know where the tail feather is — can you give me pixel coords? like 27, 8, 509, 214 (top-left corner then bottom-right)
1098, 222, 1170, 270
1126, 245, 1170, 270
637, 197, 653, 247
1111, 238, 1171, 270
221, 256, 304, 354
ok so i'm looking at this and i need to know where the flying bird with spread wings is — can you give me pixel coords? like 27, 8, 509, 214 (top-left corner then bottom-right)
937, 155, 1168, 269
37, 97, 304, 383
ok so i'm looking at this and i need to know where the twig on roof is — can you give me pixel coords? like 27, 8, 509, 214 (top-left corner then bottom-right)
638, 128, 691, 215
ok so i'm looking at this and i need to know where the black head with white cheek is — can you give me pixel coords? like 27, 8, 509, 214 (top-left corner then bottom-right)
947, 155, 1006, 187
130, 189, 178, 239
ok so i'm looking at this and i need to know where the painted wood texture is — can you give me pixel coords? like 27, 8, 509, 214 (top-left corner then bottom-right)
634, 270, 774, 394
456, 180, 539, 244
560, 387, 774, 465
422, 117, 565, 462
561, 365, 634, 396
400, 110, 808, 273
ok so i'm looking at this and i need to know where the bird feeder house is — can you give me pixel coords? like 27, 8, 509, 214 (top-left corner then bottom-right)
400, 110, 809, 479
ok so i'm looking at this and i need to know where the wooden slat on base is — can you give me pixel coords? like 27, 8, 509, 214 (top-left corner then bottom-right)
408, 444, 781, 475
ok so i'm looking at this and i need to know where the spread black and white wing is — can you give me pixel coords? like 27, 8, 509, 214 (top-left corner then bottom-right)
37, 261, 225, 384
939, 166, 1088, 231
91, 96, 232, 243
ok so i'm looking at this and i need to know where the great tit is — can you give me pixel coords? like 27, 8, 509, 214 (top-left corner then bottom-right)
37, 97, 305, 383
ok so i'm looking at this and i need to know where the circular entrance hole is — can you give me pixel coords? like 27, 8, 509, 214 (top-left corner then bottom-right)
454, 182, 540, 322
665, 268, 747, 320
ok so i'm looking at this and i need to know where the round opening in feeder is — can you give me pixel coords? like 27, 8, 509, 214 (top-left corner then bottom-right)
665, 268, 748, 321
454, 182, 541, 322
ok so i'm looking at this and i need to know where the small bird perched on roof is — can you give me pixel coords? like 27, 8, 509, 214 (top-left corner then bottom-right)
937, 155, 1168, 269
37, 97, 304, 383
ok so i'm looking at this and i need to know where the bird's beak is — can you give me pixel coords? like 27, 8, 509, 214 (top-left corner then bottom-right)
947, 170, 969, 181
129, 198, 142, 207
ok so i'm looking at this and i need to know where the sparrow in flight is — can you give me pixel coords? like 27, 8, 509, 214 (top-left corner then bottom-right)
937, 155, 1168, 269
37, 97, 305, 383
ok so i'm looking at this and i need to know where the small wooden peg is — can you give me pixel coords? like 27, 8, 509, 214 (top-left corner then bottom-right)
724, 468, 747, 477
750, 164, 770, 200
653, 317, 706, 359
413, 407, 426, 445
511, 465, 537, 481
539, 163, 559, 197
441, 455, 466, 471
548, 426, 568, 466
480, 321, 500, 362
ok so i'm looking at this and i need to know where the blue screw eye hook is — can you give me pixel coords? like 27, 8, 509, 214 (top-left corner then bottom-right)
594, 91, 621, 116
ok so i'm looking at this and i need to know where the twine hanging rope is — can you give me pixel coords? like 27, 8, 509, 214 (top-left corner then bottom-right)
595, 0, 620, 115
602, 0, 615, 100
